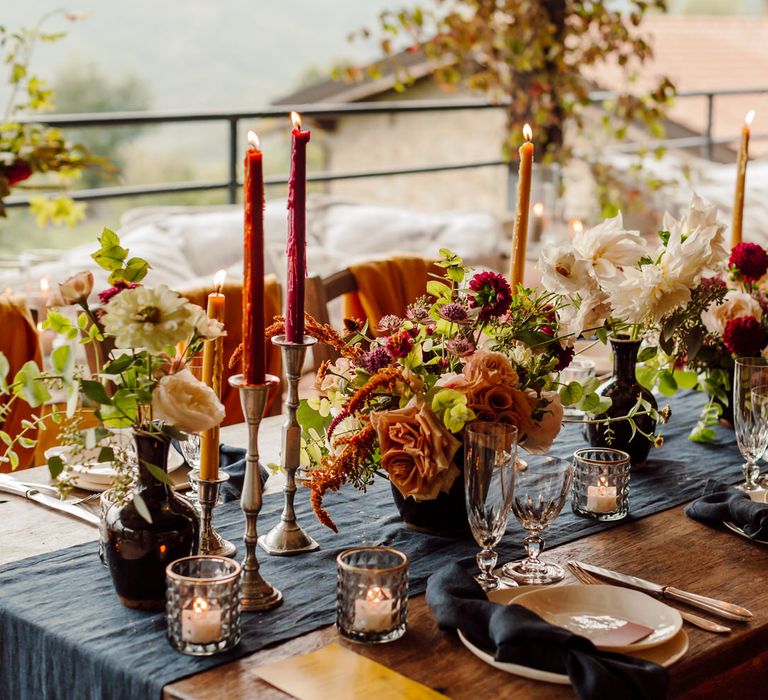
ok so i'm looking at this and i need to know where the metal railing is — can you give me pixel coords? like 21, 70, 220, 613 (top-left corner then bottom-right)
5, 87, 767, 209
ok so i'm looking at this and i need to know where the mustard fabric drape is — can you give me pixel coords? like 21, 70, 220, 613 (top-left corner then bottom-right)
343, 256, 438, 335
0, 296, 42, 472
180, 276, 283, 423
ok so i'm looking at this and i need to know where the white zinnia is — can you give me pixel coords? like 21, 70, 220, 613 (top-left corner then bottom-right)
102, 285, 195, 353
701, 290, 762, 336
572, 213, 648, 281
538, 244, 594, 294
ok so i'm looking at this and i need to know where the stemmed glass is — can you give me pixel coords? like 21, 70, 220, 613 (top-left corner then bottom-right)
464, 422, 518, 591
501, 454, 572, 585
733, 358, 768, 491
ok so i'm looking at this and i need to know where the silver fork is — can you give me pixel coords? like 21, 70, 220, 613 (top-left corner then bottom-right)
68, 491, 103, 507
568, 562, 731, 634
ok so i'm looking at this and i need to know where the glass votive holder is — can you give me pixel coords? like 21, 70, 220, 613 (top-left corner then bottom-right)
560, 358, 597, 418
166, 556, 242, 656
572, 448, 630, 521
336, 547, 408, 644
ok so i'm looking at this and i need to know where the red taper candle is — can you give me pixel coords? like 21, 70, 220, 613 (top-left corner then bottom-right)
243, 131, 266, 385
286, 111, 309, 343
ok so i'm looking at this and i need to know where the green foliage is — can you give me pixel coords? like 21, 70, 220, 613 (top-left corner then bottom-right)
91, 227, 151, 283
0, 12, 107, 220
12, 361, 50, 407
689, 400, 722, 444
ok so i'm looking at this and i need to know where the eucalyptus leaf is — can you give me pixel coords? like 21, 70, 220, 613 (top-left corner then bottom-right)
658, 370, 678, 397
0, 352, 9, 393
673, 369, 699, 390
637, 345, 657, 363
80, 379, 111, 405
132, 493, 153, 524
12, 361, 50, 407
144, 461, 174, 486
47, 455, 64, 479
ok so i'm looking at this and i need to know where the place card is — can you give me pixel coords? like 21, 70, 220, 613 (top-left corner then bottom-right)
255, 642, 447, 700
591, 621, 655, 648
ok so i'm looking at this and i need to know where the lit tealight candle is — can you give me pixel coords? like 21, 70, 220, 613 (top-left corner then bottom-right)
181, 597, 222, 644
569, 218, 584, 235
586, 477, 617, 514
353, 585, 393, 633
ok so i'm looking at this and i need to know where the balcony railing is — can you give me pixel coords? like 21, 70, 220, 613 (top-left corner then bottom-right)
6, 86, 767, 209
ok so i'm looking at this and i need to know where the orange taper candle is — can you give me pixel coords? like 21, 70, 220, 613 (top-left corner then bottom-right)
511, 124, 534, 287
199, 270, 226, 481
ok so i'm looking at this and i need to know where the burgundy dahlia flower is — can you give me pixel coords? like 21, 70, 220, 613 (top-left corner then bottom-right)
723, 316, 768, 356
468, 271, 512, 321
385, 330, 414, 359
729, 242, 768, 283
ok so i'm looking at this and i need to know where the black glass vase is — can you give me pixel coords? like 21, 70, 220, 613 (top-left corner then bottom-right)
104, 429, 199, 610
585, 336, 657, 466
390, 449, 470, 537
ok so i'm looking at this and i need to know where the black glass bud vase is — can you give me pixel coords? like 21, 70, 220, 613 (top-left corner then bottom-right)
104, 428, 199, 610
585, 336, 657, 466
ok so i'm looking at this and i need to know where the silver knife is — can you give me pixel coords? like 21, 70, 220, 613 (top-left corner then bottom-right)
571, 560, 753, 622
0, 475, 99, 526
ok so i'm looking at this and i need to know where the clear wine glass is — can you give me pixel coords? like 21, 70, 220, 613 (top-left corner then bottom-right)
464, 422, 518, 591
734, 358, 768, 491
501, 454, 573, 585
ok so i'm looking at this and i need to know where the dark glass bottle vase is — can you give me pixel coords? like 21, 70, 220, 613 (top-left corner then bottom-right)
585, 336, 657, 466
104, 429, 199, 610
390, 451, 470, 538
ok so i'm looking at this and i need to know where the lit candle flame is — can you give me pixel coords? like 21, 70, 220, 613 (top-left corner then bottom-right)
192, 597, 209, 614
40, 277, 49, 293
365, 586, 389, 602
247, 130, 260, 149
213, 269, 227, 293
291, 111, 302, 130
745, 110, 756, 127
4, 287, 12, 296
523, 123, 532, 142
533, 202, 544, 217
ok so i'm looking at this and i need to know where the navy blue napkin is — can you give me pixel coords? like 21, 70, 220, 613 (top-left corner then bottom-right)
426, 564, 668, 700
172, 441, 269, 502
685, 479, 768, 540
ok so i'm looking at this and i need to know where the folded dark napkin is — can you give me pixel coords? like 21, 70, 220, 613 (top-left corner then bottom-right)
426, 564, 668, 700
173, 442, 269, 502
685, 478, 768, 540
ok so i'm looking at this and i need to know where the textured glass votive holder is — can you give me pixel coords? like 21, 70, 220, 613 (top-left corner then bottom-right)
336, 547, 408, 644
572, 448, 630, 521
166, 556, 241, 656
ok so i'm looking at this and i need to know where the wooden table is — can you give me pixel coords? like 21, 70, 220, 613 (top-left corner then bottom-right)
2, 416, 766, 699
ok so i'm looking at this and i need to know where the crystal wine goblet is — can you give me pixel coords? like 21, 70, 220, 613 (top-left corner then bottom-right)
734, 358, 768, 491
501, 454, 573, 585
464, 422, 518, 591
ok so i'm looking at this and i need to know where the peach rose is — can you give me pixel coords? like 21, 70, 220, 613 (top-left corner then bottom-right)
701, 290, 762, 336
48, 270, 94, 307
461, 350, 519, 393
370, 401, 461, 501
468, 385, 562, 454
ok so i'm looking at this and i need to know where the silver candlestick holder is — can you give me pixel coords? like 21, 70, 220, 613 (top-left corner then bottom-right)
259, 335, 319, 555
228, 373, 282, 611
192, 469, 237, 558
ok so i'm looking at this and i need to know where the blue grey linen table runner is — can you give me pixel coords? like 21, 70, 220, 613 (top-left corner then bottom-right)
0, 391, 743, 699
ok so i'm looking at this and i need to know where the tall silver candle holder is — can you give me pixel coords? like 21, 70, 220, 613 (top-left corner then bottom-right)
228, 373, 282, 611
259, 335, 319, 555
193, 470, 237, 558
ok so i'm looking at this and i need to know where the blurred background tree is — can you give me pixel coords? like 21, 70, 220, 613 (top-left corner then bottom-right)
348, 0, 676, 164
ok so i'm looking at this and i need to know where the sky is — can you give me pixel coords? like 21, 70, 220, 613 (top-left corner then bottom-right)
2, 0, 419, 110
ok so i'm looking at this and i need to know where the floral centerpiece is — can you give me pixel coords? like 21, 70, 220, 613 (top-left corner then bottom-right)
638, 241, 768, 441
296, 249, 607, 533
538, 194, 726, 461
0, 228, 226, 608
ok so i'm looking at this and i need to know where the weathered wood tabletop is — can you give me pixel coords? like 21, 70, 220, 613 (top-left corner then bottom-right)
2, 416, 766, 699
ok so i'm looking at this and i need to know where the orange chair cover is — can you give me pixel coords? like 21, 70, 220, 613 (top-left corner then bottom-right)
181, 276, 283, 424
0, 296, 43, 472
343, 256, 438, 335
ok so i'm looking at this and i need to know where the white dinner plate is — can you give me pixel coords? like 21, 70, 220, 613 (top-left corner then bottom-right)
513, 585, 682, 653
457, 585, 689, 686
44, 442, 184, 491
724, 521, 768, 545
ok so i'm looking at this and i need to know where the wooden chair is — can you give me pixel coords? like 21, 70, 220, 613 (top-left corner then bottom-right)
180, 276, 284, 424
304, 256, 438, 371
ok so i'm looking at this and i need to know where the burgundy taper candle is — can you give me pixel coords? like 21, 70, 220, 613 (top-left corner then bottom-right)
286, 111, 309, 343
